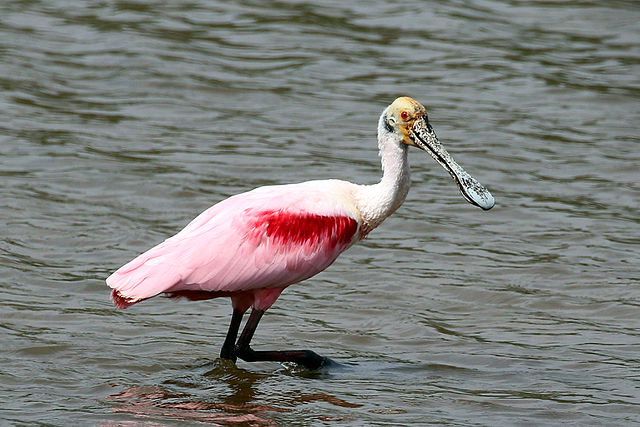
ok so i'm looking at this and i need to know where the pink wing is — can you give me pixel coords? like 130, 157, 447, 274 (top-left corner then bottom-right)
106, 182, 360, 307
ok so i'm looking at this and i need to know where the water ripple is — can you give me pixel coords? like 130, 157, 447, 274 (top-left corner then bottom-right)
1, 0, 639, 424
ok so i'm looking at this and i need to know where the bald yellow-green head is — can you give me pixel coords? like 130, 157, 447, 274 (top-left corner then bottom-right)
384, 96, 495, 211
385, 96, 428, 147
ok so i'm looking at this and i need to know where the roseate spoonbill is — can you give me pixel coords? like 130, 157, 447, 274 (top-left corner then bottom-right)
107, 96, 494, 369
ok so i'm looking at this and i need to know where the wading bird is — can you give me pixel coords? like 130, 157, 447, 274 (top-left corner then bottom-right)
107, 97, 494, 369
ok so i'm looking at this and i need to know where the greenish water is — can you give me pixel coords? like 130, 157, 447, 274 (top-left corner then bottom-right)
1, 0, 639, 425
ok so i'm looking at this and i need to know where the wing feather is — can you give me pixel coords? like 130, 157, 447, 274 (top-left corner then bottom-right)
106, 181, 360, 304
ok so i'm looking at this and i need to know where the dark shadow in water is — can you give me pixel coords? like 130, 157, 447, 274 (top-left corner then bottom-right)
106, 359, 283, 425
105, 358, 362, 425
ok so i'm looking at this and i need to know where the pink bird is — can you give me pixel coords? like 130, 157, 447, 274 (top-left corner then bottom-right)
107, 97, 494, 369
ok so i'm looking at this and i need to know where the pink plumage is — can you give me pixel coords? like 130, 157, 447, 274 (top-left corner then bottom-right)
107, 181, 360, 311
107, 96, 493, 369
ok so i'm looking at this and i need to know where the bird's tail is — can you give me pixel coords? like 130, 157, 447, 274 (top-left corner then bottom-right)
110, 288, 140, 309
106, 241, 183, 309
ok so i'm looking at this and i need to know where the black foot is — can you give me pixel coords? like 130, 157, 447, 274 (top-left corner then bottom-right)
236, 347, 334, 370
219, 346, 237, 363
316, 356, 340, 369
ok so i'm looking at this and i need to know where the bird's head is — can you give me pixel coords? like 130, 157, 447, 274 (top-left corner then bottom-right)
383, 96, 495, 211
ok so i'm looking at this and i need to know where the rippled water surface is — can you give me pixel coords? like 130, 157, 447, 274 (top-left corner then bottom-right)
2, 0, 639, 425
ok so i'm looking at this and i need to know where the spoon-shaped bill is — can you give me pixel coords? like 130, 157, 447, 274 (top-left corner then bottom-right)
410, 117, 495, 210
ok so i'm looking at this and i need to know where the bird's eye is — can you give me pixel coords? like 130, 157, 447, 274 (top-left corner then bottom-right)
400, 111, 409, 121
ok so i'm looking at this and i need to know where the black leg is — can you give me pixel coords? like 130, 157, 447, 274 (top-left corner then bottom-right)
234, 308, 333, 370
219, 309, 244, 362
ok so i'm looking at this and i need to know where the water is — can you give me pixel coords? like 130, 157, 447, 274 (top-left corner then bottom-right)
1, 0, 639, 424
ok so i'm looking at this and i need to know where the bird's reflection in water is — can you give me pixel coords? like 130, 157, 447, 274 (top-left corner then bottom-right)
106, 359, 361, 424
107, 359, 283, 425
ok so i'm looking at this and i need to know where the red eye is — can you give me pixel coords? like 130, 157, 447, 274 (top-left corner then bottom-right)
400, 111, 409, 121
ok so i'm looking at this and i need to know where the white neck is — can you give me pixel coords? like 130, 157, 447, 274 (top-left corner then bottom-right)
354, 109, 411, 235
